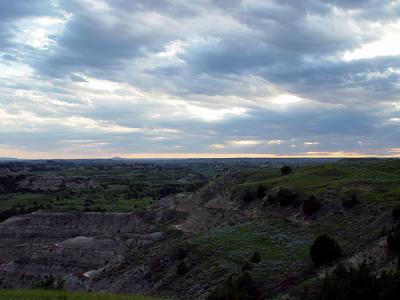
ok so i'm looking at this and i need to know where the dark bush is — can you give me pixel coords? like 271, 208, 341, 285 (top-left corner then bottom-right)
236, 272, 259, 299
33, 275, 64, 290
208, 272, 259, 300
173, 243, 196, 261
316, 263, 400, 300
393, 205, 400, 221
256, 185, 266, 199
0, 174, 26, 193
387, 226, 400, 254
342, 193, 359, 208
310, 235, 342, 267
208, 275, 236, 300
250, 251, 261, 263
176, 261, 189, 275
293, 198, 303, 208
303, 195, 321, 216
266, 194, 277, 204
318, 264, 375, 300
242, 189, 256, 203
242, 261, 252, 272
0, 206, 39, 222
159, 185, 182, 197
175, 247, 190, 260
278, 188, 298, 207
280, 166, 292, 175
387, 228, 400, 270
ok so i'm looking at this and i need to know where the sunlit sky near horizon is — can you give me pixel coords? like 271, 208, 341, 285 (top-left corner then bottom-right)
1, 0, 400, 159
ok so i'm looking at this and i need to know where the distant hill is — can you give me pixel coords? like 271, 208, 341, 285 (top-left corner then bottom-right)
0, 157, 18, 161
110, 157, 126, 160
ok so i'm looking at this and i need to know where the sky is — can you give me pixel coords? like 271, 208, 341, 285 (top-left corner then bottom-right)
0, 0, 400, 159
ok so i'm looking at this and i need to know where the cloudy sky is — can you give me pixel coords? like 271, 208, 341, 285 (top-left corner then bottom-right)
1, 0, 400, 158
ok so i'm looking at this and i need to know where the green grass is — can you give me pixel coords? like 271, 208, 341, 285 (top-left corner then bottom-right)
240, 159, 400, 207
192, 215, 314, 282
0, 193, 55, 210
195, 217, 312, 261
0, 289, 162, 300
187, 159, 400, 285
0, 164, 216, 215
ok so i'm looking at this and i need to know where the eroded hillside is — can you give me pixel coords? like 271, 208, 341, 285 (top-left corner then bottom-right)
0, 159, 399, 299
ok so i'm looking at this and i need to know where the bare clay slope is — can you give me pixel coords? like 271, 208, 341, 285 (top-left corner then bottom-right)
0, 210, 181, 290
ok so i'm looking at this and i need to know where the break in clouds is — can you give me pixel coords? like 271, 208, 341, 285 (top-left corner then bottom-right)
0, 0, 400, 158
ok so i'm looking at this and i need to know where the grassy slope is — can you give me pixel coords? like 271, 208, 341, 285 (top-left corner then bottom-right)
192, 215, 314, 284
187, 159, 400, 294
243, 159, 400, 206
0, 290, 161, 300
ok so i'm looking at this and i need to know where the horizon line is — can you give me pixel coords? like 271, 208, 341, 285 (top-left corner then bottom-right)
2, 153, 400, 160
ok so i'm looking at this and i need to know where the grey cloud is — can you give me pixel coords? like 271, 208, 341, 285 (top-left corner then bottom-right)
70, 74, 87, 82
1, 0, 400, 156
2, 54, 18, 61
325, 0, 373, 8
0, 1, 53, 20
107, 0, 201, 18
266, 56, 400, 104
35, 0, 185, 78
0, 1, 58, 50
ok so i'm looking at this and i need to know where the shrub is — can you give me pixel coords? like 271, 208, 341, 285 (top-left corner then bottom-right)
208, 275, 236, 300
387, 226, 400, 254
318, 264, 376, 300
277, 188, 298, 207
175, 247, 189, 260
242, 189, 256, 203
342, 193, 359, 208
280, 166, 292, 175
159, 185, 182, 197
0, 174, 26, 193
236, 272, 259, 299
242, 261, 252, 272
250, 251, 261, 264
33, 275, 64, 290
293, 198, 303, 208
393, 205, 400, 221
303, 195, 321, 216
266, 194, 277, 204
0, 206, 39, 222
310, 235, 342, 267
208, 272, 259, 300
256, 185, 266, 199
176, 261, 189, 275
173, 243, 194, 260
316, 263, 400, 300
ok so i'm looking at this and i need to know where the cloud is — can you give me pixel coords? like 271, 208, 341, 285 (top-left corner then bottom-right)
209, 144, 225, 150
267, 140, 284, 145
229, 140, 264, 146
0, 0, 399, 157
